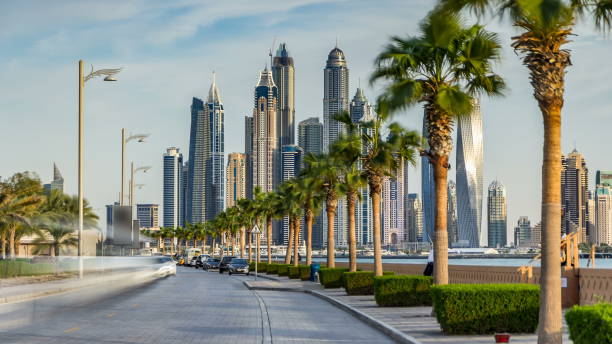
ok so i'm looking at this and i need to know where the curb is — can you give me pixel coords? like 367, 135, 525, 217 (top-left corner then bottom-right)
242, 279, 422, 344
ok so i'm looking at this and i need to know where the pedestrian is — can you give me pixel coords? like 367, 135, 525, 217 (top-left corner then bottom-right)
423, 249, 434, 276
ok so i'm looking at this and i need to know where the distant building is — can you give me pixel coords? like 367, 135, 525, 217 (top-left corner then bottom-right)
406, 194, 423, 242
244, 115, 254, 200
281, 145, 303, 244
487, 181, 507, 248
137, 204, 159, 229
561, 150, 589, 241
226, 153, 246, 208
595, 185, 612, 245
163, 147, 183, 228
298, 117, 323, 156
186, 97, 205, 224
447, 180, 458, 246
596, 170, 612, 187
43, 163, 64, 194
252, 68, 279, 193
204, 74, 225, 221
514, 216, 532, 248
272, 43, 296, 147
382, 157, 405, 247
456, 99, 484, 247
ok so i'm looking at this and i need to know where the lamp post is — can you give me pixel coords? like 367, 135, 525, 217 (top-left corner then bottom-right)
120, 129, 149, 206
252, 224, 261, 280
129, 162, 151, 207
78, 60, 121, 279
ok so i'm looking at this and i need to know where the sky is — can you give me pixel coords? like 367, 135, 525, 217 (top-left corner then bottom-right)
1, 0, 610, 243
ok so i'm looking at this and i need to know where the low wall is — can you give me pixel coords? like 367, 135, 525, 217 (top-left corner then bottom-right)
333, 261, 610, 307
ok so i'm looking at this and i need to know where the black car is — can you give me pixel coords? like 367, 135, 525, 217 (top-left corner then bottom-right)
194, 255, 210, 269
204, 258, 220, 271
228, 258, 250, 275
219, 256, 236, 274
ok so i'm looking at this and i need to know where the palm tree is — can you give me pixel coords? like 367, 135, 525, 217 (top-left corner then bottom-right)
33, 224, 78, 256
371, 11, 504, 281
259, 192, 279, 264
294, 173, 324, 266
303, 153, 344, 268
438, 2, 612, 341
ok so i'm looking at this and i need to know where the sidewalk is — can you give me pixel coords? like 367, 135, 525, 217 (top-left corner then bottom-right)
244, 274, 572, 344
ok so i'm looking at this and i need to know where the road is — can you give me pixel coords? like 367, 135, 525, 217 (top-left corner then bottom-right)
0, 267, 393, 344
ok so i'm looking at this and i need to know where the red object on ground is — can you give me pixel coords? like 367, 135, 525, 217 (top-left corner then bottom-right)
494, 333, 511, 343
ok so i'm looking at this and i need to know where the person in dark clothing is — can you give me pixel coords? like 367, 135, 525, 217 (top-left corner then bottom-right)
423, 249, 434, 276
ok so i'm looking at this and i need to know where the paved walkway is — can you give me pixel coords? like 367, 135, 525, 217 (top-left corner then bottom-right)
0, 267, 393, 344
247, 274, 572, 344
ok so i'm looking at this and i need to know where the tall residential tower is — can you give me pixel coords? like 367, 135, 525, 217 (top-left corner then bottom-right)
487, 180, 507, 248
252, 68, 279, 193
272, 43, 295, 147
163, 147, 184, 228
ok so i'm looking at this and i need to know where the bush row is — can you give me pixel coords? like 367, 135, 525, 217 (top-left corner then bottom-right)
565, 303, 612, 344
0, 260, 55, 278
344, 271, 394, 295
374, 275, 433, 307
319, 268, 349, 288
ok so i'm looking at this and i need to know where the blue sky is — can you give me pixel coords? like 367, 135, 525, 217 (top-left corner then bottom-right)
1, 0, 610, 241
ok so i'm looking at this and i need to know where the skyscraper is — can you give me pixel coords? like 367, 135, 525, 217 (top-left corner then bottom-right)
456, 100, 484, 247
382, 160, 405, 247
487, 180, 507, 248
186, 97, 206, 224
43, 163, 64, 194
298, 117, 324, 248
323, 46, 349, 152
226, 153, 246, 208
281, 145, 303, 244
163, 147, 183, 228
252, 68, 279, 193
205, 74, 225, 220
406, 194, 423, 242
245, 115, 254, 200
514, 216, 532, 247
272, 43, 295, 147
561, 150, 589, 240
447, 180, 458, 246
137, 204, 159, 229
595, 185, 612, 245
298, 118, 323, 156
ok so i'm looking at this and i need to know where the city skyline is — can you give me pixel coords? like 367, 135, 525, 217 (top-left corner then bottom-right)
2, 0, 612, 240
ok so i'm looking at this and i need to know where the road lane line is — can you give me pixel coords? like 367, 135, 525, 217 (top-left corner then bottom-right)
64, 326, 80, 333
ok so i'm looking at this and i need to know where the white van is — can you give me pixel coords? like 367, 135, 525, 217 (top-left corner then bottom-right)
184, 248, 202, 266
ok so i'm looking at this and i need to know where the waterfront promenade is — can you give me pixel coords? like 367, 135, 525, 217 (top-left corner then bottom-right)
0, 267, 392, 344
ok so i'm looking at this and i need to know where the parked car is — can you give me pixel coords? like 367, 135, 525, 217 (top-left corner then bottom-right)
189, 256, 199, 267
228, 258, 250, 275
219, 256, 236, 274
195, 255, 210, 269
153, 256, 176, 277
204, 258, 220, 271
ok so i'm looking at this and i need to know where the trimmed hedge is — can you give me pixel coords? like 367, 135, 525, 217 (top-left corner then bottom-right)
430, 284, 540, 335
288, 266, 301, 279
344, 271, 394, 295
0, 260, 55, 278
277, 264, 291, 276
319, 268, 349, 288
566, 303, 612, 344
248, 262, 267, 272
299, 266, 310, 280
266, 263, 279, 274
374, 275, 432, 307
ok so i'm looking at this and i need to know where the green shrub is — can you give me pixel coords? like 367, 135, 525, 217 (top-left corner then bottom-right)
277, 264, 291, 276
266, 264, 279, 274
344, 271, 394, 295
374, 275, 432, 307
0, 261, 55, 278
258, 262, 268, 272
288, 266, 301, 279
319, 268, 348, 288
248, 262, 256, 271
299, 266, 310, 280
566, 303, 612, 344
430, 284, 540, 335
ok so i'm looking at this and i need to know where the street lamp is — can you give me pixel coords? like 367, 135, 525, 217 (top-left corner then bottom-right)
129, 162, 151, 206
252, 224, 261, 280
121, 129, 149, 205
78, 60, 121, 279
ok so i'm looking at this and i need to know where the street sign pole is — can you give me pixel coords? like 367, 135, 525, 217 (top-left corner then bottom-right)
252, 224, 261, 280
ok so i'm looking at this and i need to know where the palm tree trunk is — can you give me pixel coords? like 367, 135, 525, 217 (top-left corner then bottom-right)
347, 192, 357, 272
538, 106, 563, 344
293, 216, 301, 267
370, 178, 382, 276
240, 227, 245, 258
1, 231, 6, 259
247, 230, 252, 262
231, 235, 235, 256
284, 218, 294, 264
9, 227, 16, 259
432, 156, 449, 285
326, 196, 337, 268
306, 209, 313, 266
267, 216, 273, 264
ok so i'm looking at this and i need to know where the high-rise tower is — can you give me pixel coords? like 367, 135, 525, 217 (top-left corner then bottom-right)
595, 185, 612, 245
447, 180, 458, 246
487, 180, 507, 248
323, 46, 349, 152
561, 150, 589, 241
298, 117, 324, 248
406, 194, 423, 242
163, 147, 184, 228
272, 43, 295, 147
205, 74, 225, 220
281, 145, 303, 244
186, 97, 206, 224
43, 163, 64, 194
456, 100, 484, 247
252, 68, 279, 193
245, 115, 254, 200
226, 153, 246, 208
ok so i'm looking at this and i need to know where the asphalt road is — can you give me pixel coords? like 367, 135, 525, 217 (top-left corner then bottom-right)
0, 266, 393, 344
